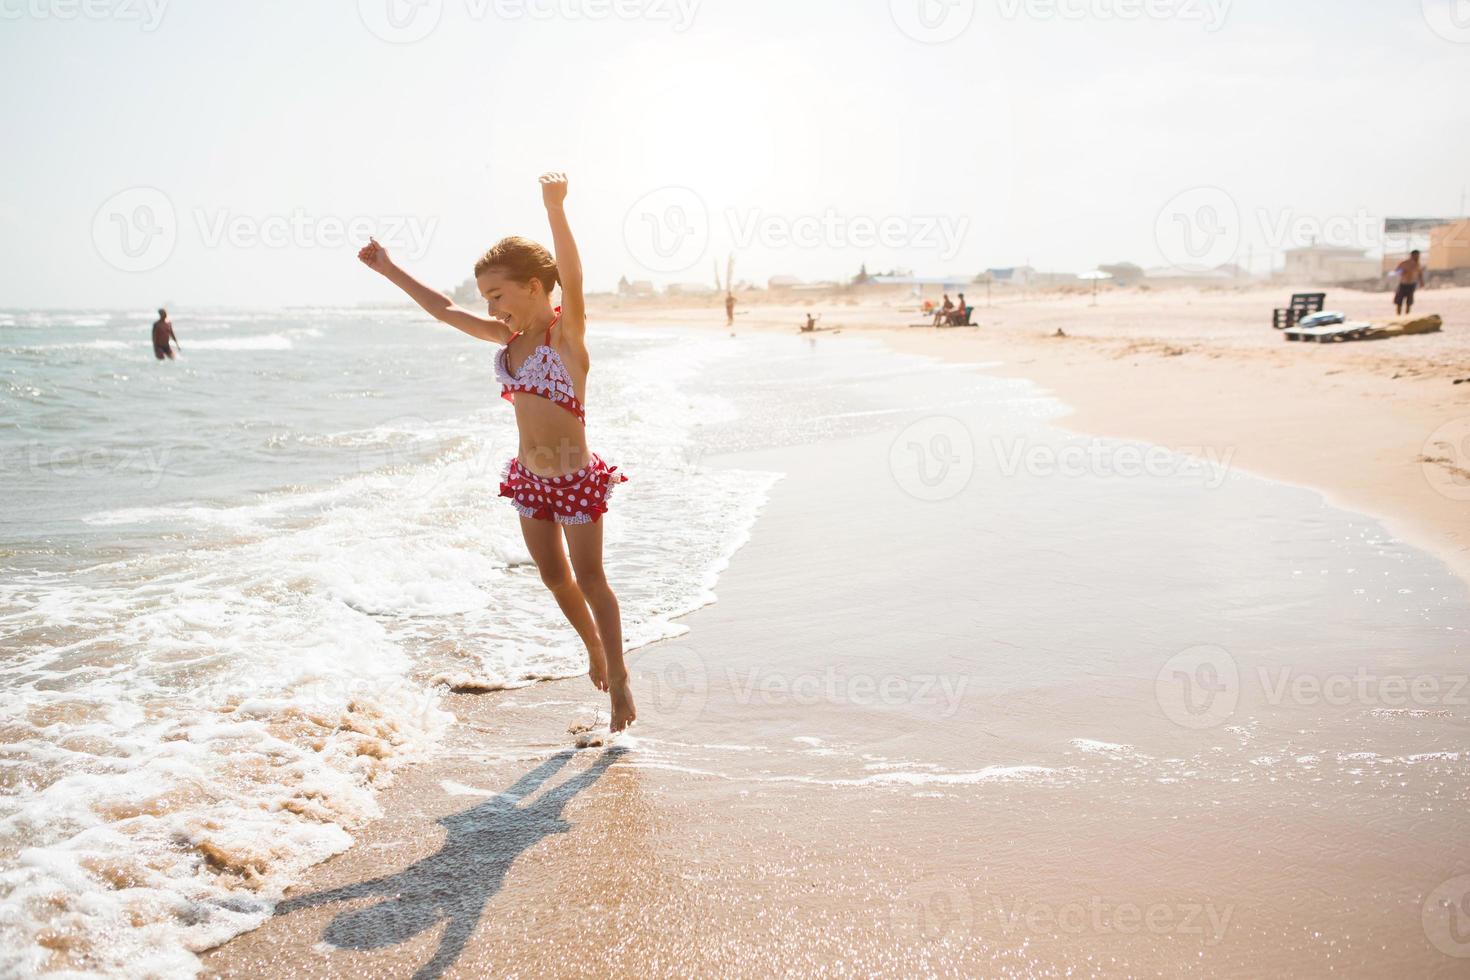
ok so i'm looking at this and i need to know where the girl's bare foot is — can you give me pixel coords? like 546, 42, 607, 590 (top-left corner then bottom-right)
587, 644, 609, 692
608, 672, 636, 732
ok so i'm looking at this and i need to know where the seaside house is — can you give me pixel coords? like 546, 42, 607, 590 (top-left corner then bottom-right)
1281, 244, 1380, 284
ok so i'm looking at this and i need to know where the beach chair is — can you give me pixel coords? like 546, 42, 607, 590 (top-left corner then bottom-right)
1272, 292, 1326, 330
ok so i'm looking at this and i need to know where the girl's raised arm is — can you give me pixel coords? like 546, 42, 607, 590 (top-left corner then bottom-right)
539, 172, 585, 339
357, 238, 511, 344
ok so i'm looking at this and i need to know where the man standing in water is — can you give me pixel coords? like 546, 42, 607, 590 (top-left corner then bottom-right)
152, 308, 179, 360
1393, 250, 1425, 316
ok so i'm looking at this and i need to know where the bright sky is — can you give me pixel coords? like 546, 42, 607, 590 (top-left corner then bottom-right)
2, 0, 1467, 307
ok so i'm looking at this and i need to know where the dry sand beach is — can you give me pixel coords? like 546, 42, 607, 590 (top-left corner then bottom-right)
201, 286, 1470, 978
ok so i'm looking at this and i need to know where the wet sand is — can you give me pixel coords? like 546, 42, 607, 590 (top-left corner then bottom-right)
202, 324, 1470, 978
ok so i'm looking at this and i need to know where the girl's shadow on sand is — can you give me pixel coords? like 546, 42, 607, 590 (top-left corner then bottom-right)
272, 746, 625, 980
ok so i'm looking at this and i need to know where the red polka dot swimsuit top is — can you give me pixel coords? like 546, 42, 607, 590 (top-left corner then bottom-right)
494, 308, 586, 424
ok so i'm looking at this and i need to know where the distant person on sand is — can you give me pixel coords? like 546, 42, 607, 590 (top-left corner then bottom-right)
358, 172, 636, 733
932, 294, 954, 327
151, 308, 179, 360
725, 292, 736, 326
1393, 250, 1425, 315
801, 313, 820, 332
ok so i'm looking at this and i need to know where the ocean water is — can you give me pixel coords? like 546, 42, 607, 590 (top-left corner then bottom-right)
0, 308, 791, 976
4, 311, 1468, 976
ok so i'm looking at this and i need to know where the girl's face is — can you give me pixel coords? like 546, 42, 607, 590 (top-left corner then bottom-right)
476, 267, 545, 329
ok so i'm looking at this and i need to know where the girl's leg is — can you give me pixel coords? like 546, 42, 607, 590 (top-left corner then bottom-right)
563, 520, 636, 731
519, 516, 608, 691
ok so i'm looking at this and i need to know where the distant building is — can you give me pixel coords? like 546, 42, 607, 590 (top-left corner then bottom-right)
618, 278, 655, 298
986, 266, 1035, 286
768, 275, 803, 290
1429, 219, 1470, 272
1281, 245, 1380, 283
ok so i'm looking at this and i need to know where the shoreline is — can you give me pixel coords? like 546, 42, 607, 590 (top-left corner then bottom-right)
608, 285, 1469, 587
199, 310, 1470, 978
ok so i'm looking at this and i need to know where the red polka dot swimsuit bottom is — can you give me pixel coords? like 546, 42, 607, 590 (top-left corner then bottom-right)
499, 454, 627, 525
494, 309, 628, 524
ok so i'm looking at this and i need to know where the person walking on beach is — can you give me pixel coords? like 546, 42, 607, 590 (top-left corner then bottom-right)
1393, 250, 1425, 315
358, 173, 636, 732
151, 308, 179, 360
725, 291, 736, 326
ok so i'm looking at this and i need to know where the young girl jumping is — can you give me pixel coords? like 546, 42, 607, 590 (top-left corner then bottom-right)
357, 172, 636, 732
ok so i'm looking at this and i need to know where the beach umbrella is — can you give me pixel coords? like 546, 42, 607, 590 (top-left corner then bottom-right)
1079, 269, 1112, 305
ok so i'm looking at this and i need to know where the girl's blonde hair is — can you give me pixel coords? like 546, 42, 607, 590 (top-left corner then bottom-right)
474, 236, 559, 294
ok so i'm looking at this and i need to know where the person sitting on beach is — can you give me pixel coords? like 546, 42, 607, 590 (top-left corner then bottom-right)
946, 293, 969, 325
801, 313, 820, 332
357, 172, 636, 733
932, 294, 954, 327
1393, 250, 1425, 316
151, 308, 179, 360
